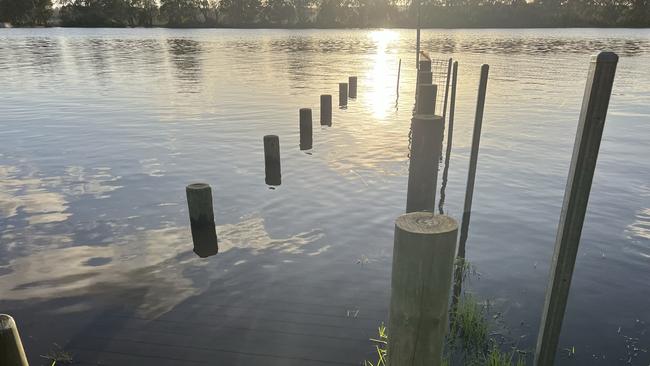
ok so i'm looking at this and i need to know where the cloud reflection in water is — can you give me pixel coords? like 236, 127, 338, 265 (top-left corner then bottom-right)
0, 215, 325, 317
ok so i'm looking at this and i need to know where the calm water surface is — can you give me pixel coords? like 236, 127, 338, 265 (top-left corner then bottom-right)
0, 28, 649, 365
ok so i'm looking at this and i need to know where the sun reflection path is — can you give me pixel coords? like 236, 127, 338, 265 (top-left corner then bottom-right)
366, 30, 400, 120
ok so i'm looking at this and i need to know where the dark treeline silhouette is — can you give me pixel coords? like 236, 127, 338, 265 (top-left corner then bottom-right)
1, 0, 648, 27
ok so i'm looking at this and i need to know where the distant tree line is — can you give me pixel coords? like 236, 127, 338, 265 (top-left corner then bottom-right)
0, 0, 53, 25
0, 0, 648, 27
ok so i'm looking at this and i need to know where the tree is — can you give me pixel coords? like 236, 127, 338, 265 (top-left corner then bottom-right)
0, 0, 34, 24
198, 0, 218, 24
32, 0, 54, 25
218, 0, 261, 25
160, 0, 198, 26
291, 0, 316, 24
264, 0, 297, 24
316, 0, 341, 25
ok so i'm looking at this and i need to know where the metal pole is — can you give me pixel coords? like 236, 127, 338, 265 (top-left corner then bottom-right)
396, 58, 402, 106
459, 64, 489, 246
438, 61, 458, 215
442, 58, 453, 120
416, 0, 421, 69
535, 52, 618, 366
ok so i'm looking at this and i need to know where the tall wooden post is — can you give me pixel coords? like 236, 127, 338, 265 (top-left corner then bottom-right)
264, 135, 281, 186
299, 108, 313, 150
320, 94, 332, 126
389, 212, 458, 366
535, 52, 618, 366
0, 314, 29, 366
459, 64, 489, 248
406, 85, 443, 213
186, 183, 218, 258
338, 83, 348, 107
348, 76, 357, 98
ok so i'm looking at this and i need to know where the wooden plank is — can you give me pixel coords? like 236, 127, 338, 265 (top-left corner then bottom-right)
0, 314, 29, 366
535, 52, 618, 366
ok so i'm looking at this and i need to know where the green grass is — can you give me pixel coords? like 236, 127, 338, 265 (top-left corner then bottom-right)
364, 323, 388, 366
485, 344, 527, 366
449, 294, 489, 353
40, 343, 73, 365
364, 260, 529, 366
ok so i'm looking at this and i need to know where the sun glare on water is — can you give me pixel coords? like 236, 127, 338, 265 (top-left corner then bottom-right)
366, 29, 400, 120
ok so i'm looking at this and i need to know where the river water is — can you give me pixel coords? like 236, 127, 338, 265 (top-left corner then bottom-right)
0, 28, 649, 365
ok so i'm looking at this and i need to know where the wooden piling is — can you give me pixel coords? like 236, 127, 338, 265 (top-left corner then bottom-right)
299, 108, 313, 150
389, 212, 458, 366
416, 70, 433, 86
0, 315, 29, 366
320, 94, 332, 126
338, 83, 348, 107
459, 64, 489, 243
348, 76, 357, 98
186, 183, 218, 258
535, 52, 618, 366
264, 135, 281, 186
406, 86, 444, 213
418, 59, 431, 72
416, 84, 437, 115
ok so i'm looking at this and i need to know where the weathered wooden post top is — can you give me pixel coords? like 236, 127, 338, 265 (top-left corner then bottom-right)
389, 212, 458, 366
0, 314, 29, 366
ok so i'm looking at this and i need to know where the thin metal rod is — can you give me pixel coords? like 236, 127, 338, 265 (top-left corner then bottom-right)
415, 0, 421, 69
535, 52, 618, 366
396, 58, 401, 107
461, 64, 489, 224
442, 58, 452, 120
438, 61, 458, 215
